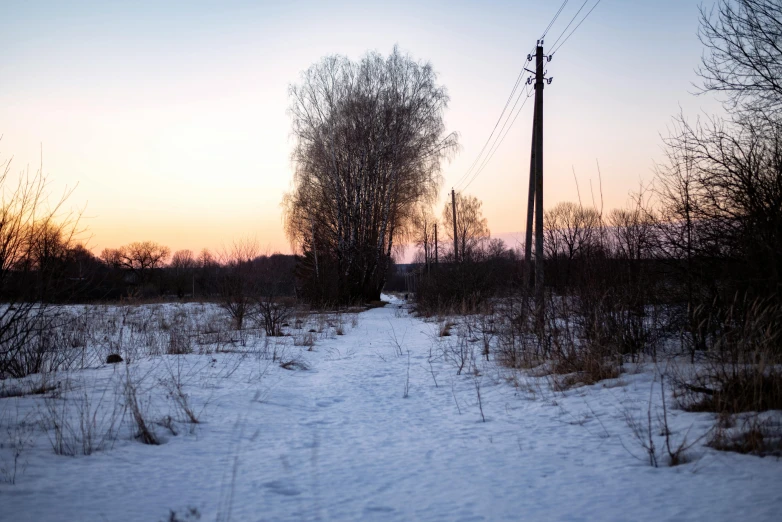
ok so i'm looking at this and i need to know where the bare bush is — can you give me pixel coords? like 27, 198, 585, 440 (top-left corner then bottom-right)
708, 413, 782, 457
672, 298, 782, 456
473, 372, 485, 422
621, 372, 704, 467
41, 375, 124, 456
167, 326, 193, 355
216, 239, 260, 331
675, 299, 782, 415
160, 357, 203, 426
442, 327, 476, 376
403, 351, 411, 398
544, 294, 622, 389
494, 292, 543, 369
1, 149, 80, 379
1, 400, 36, 484
124, 368, 159, 445
257, 296, 293, 338
388, 320, 407, 357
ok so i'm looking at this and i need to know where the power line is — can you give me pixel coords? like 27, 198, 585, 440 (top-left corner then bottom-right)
550, 0, 603, 55
461, 84, 531, 189
548, 0, 590, 51
463, 84, 533, 190
541, 0, 570, 39
451, 61, 530, 189
461, 83, 534, 191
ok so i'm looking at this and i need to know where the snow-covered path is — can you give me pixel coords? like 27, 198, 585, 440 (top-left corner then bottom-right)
2, 300, 781, 521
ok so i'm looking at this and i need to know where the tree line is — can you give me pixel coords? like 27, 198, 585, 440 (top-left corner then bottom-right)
0, 165, 297, 306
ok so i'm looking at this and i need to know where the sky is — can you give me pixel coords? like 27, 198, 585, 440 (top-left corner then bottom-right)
0, 0, 722, 257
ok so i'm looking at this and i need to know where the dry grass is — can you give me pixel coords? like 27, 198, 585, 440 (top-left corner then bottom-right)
279, 358, 309, 371
674, 299, 782, 456
438, 320, 455, 337
708, 415, 782, 457
551, 353, 621, 390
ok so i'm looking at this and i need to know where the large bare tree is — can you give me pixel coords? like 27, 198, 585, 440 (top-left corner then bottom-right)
655, 0, 782, 307
442, 193, 490, 263
412, 204, 437, 271
101, 241, 170, 286
284, 47, 458, 302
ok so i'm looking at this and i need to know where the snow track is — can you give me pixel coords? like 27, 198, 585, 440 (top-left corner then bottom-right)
1, 301, 780, 521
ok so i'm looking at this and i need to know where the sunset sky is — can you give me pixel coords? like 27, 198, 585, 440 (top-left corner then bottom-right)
1, 0, 722, 258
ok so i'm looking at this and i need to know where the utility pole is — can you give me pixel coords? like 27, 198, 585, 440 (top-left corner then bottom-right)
451, 189, 459, 263
524, 115, 537, 288
523, 41, 552, 327
434, 223, 439, 266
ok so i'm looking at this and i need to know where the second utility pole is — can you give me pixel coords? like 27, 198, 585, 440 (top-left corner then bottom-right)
451, 189, 458, 263
434, 223, 439, 266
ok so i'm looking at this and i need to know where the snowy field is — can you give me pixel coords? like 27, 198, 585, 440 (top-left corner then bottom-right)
1, 295, 780, 521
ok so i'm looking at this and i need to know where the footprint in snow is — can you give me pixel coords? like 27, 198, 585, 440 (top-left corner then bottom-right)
364, 506, 395, 514
262, 480, 301, 497
315, 397, 344, 407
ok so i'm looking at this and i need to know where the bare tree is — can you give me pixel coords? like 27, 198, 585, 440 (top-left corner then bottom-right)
217, 239, 260, 330
170, 249, 196, 299
544, 202, 602, 261
256, 258, 295, 338
196, 248, 218, 295
543, 202, 602, 286
102, 241, 170, 296
0, 148, 78, 377
657, 112, 782, 296
698, 0, 782, 116
412, 205, 437, 271
120, 242, 171, 275
442, 193, 489, 263
484, 237, 512, 260
100, 247, 121, 268
284, 46, 458, 303
608, 206, 656, 263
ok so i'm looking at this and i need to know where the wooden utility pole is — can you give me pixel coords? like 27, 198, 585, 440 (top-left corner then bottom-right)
523, 41, 551, 326
524, 113, 537, 287
434, 223, 439, 265
533, 44, 545, 314
451, 189, 459, 263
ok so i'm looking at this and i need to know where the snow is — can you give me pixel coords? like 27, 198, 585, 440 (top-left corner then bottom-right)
1, 297, 781, 521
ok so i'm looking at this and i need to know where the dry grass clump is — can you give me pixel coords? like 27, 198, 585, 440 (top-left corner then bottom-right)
279, 358, 309, 371
551, 352, 621, 389
708, 414, 782, 457
675, 299, 782, 456
438, 320, 455, 337
683, 372, 782, 414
